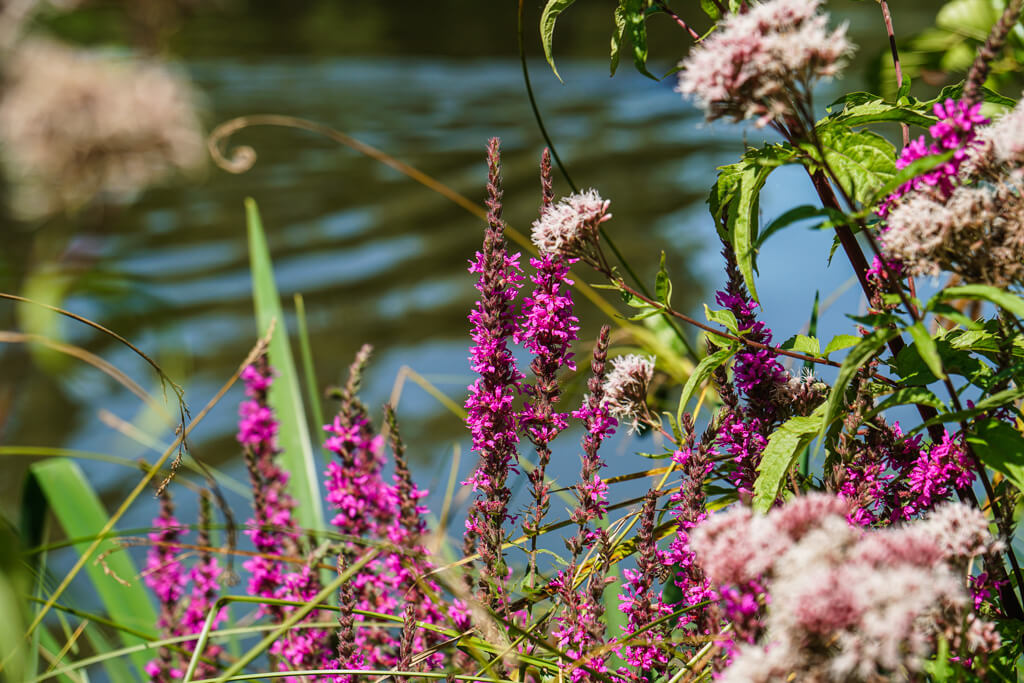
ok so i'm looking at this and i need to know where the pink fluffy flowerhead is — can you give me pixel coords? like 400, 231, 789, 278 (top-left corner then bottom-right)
677, 0, 853, 126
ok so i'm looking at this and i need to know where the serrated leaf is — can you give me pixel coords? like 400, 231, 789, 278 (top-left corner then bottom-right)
813, 128, 897, 206
703, 304, 739, 334
677, 346, 737, 417
827, 99, 935, 129
823, 334, 862, 356
246, 199, 326, 534
931, 81, 1016, 109
540, 0, 578, 82
907, 321, 947, 380
780, 334, 820, 357
753, 406, 826, 513
655, 251, 672, 306
967, 418, 1024, 493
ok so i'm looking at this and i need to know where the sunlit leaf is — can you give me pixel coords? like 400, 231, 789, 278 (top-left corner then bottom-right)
245, 199, 326, 534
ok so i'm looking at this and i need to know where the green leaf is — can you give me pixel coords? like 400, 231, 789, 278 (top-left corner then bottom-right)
753, 406, 826, 513
725, 161, 772, 301
906, 321, 947, 380
780, 334, 820, 357
822, 334, 862, 356
822, 329, 897, 435
655, 251, 672, 307
610, 3, 627, 76
931, 285, 1024, 320
967, 418, 1024, 492
27, 459, 158, 675
755, 205, 842, 254
894, 338, 991, 387
931, 81, 1016, 109
826, 98, 935, 129
677, 346, 737, 419
540, 0, 578, 82
812, 127, 897, 206
624, 0, 657, 80
704, 304, 739, 334
866, 386, 945, 420
245, 199, 326, 534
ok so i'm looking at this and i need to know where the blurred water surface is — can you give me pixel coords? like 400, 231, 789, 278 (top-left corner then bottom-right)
0, 2, 941, 536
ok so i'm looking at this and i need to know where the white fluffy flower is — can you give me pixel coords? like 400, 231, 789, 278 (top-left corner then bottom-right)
530, 189, 611, 260
677, 0, 853, 126
600, 354, 654, 434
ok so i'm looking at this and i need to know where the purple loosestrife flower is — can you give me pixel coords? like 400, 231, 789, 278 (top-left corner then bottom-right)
906, 430, 976, 512
237, 356, 299, 621
676, 0, 853, 127
180, 493, 225, 679
463, 137, 523, 612
552, 326, 618, 683
325, 353, 452, 673
144, 492, 187, 682
879, 99, 988, 215
665, 424, 717, 634
713, 246, 788, 494
619, 491, 674, 676
518, 152, 580, 587
601, 354, 655, 434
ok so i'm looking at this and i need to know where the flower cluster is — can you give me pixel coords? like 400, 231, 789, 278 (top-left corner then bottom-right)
677, 0, 852, 126
691, 494, 1001, 681
876, 99, 1024, 285
143, 491, 224, 682
600, 354, 655, 434
530, 189, 612, 267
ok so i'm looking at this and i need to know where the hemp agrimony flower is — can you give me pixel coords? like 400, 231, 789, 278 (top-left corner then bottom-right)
601, 353, 655, 434
677, 0, 853, 127
530, 189, 612, 268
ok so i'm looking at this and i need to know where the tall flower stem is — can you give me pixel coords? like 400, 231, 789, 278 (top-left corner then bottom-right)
464, 137, 523, 616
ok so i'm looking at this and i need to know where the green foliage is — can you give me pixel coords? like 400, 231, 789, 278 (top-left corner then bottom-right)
753, 405, 826, 513
25, 459, 157, 675
245, 199, 326, 535
967, 418, 1024, 493
805, 126, 897, 206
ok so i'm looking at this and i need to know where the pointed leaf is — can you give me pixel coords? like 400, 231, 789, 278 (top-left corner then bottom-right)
677, 346, 737, 418
906, 321, 947, 380
624, 0, 657, 80
540, 0, 578, 82
245, 199, 326, 534
655, 251, 672, 307
753, 406, 826, 513
931, 285, 1024, 320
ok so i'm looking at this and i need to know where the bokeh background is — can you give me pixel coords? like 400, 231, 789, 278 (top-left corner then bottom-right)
0, 0, 968, 543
